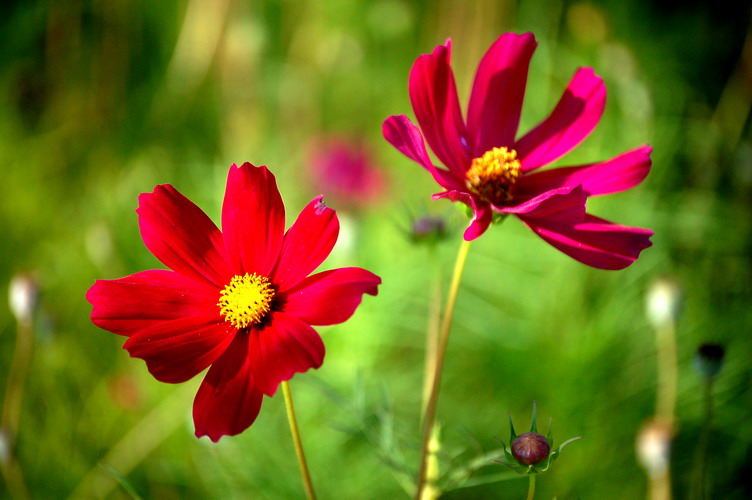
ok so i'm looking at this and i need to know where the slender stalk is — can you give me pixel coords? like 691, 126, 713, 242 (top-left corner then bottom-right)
1, 302, 34, 500
644, 319, 677, 500
656, 321, 678, 428
690, 377, 716, 500
526, 474, 536, 500
415, 239, 472, 499
421, 247, 444, 418
281, 381, 317, 500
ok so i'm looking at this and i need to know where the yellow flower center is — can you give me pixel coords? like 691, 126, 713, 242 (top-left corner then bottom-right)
218, 273, 275, 329
466, 147, 521, 205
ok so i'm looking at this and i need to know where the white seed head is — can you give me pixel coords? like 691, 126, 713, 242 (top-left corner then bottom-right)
645, 277, 682, 329
8, 273, 38, 327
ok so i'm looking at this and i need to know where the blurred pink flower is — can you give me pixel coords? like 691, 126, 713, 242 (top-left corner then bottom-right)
307, 137, 386, 208
383, 33, 653, 269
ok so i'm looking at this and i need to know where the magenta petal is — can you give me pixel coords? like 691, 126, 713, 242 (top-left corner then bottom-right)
193, 333, 264, 442
273, 196, 339, 292
409, 40, 470, 176
382, 115, 466, 191
124, 317, 233, 384
433, 189, 494, 240
281, 267, 381, 326
515, 145, 652, 198
137, 185, 232, 288
467, 32, 537, 155
501, 185, 587, 218
464, 202, 494, 241
222, 163, 285, 276
515, 68, 606, 172
521, 213, 653, 270
248, 313, 325, 397
87, 270, 218, 337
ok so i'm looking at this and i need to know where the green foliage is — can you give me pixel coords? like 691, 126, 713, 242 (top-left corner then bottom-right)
1, 0, 751, 499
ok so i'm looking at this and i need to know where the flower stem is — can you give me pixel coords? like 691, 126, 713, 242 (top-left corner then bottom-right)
690, 377, 716, 500
526, 474, 536, 500
414, 239, 472, 499
421, 247, 444, 418
1, 293, 34, 500
656, 321, 678, 428
281, 381, 317, 500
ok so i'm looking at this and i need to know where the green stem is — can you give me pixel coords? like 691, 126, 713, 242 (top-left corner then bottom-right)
690, 378, 715, 500
656, 322, 678, 427
415, 239, 472, 499
1, 313, 33, 500
526, 474, 536, 500
421, 247, 444, 418
282, 381, 317, 500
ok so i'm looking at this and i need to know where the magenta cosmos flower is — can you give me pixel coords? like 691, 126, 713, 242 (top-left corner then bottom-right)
86, 163, 381, 441
307, 136, 386, 208
383, 32, 653, 270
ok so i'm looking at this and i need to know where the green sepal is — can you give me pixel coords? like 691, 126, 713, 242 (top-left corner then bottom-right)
491, 212, 508, 225
493, 441, 535, 475
535, 436, 581, 473
495, 403, 581, 476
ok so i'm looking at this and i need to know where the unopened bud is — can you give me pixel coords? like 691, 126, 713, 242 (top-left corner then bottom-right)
694, 343, 725, 380
511, 432, 551, 465
411, 215, 447, 244
636, 419, 672, 478
8, 273, 38, 327
645, 277, 682, 329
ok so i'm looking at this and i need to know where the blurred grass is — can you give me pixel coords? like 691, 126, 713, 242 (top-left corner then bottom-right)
1, 0, 751, 498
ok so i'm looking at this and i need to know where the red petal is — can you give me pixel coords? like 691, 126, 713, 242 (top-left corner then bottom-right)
382, 114, 466, 191
248, 313, 325, 397
432, 189, 493, 240
273, 196, 339, 292
502, 185, 587, 218
222, 163, 285, 276
124, 317, 234, 383
466, 32, 537, 155
87, 270, 218, 337
521, 213, 653, 270
515, 68, 606, 172
409, 40, 470, 176
193, 333, 264, 442
137, 185, 232, 288
514, 145, 652, 199
281, 267, 381, 326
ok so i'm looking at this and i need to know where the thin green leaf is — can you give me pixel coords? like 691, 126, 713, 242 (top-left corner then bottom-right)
99, 464, 143, 500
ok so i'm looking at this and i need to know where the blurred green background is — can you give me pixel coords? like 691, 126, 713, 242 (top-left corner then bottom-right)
1, 0, 751, 498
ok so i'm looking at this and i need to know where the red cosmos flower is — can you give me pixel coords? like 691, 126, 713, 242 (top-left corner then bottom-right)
86, 163, 381, 441
383, 32, 653, 270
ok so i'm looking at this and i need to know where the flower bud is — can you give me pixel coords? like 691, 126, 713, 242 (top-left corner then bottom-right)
411, 215, 447, 244
511, 432, 551, 465
645, 277, 682, 329
636, 419, 672, 478
496, 402, 579, 475
8, 273, 38, 328
694, 343, 725, 380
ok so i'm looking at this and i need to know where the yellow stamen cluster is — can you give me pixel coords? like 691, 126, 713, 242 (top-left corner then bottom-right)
218, 273, 275, 329
466, 147, 521, 205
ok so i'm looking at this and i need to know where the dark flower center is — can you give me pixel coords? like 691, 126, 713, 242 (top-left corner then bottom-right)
466, 147, 521, 205
218, 273, 275, 328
